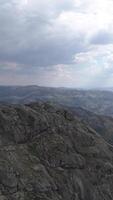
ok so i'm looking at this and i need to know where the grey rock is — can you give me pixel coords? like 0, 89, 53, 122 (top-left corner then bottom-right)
0, 102, 113, 199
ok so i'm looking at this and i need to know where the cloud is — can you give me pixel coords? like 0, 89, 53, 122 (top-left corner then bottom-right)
90, 30, 113, 45
73, 44, 113, 87
0, 0, 86, 67
0, 0, 113, 87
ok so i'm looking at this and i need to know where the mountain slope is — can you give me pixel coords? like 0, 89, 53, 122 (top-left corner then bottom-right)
1, 85, 113, 117
66, 106, 113, 145
0, 103, 113, 199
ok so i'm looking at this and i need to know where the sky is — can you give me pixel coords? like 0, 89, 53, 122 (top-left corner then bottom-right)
0, 0, 113, 88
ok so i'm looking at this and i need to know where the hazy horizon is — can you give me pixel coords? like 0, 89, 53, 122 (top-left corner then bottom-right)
0, 0, 113, 88
0, 84, 113, 91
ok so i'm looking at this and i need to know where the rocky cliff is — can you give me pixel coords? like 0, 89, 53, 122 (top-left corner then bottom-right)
0, 102, 113, 200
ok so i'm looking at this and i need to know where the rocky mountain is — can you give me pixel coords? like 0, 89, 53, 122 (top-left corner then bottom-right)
67, 106, 113, 145
1, 85, 113, 117
0, 102, 113, 199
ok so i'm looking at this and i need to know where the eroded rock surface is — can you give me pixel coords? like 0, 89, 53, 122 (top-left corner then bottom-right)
0, 102, 113, 200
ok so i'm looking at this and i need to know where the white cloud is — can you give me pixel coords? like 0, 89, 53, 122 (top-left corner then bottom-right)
54, 0, 113, 43
1, 0, 113, 87
74, 44, 113, 69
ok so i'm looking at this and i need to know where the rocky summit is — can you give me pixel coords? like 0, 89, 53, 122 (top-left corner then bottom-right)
0, 102, 113, 200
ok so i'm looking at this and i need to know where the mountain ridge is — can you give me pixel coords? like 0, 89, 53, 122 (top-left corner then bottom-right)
1, 85, 113, 117
0, 102, 113, 199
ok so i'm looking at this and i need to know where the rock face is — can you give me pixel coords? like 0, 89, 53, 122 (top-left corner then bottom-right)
0, 102, 113, 200
66, 106, 113, 145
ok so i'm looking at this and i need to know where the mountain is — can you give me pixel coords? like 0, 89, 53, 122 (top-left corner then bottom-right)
67, 106, 113, 145
0, 102, 113, 199
1, 86, 113, 116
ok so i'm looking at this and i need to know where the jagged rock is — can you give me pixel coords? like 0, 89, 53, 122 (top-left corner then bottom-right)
0, 103, 113, 199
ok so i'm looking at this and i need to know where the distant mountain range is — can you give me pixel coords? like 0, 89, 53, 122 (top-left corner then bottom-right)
1, 85, 113, 116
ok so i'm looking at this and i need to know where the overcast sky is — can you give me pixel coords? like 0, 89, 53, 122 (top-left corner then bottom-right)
0, 0, 113, 88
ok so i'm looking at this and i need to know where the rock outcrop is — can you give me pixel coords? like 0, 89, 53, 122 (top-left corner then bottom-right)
0, 102, 113, 200
66, 106, 113, 145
